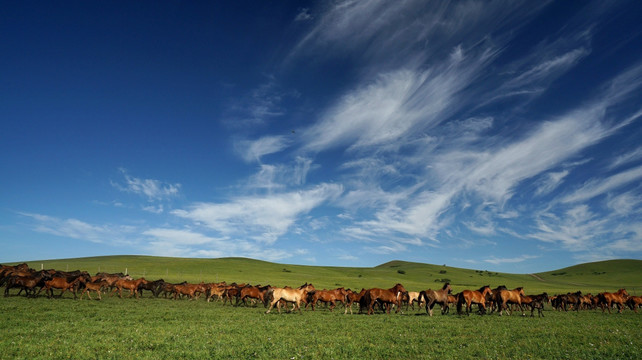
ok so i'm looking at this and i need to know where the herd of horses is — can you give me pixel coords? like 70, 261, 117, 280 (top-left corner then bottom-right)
1, 263, 640, 316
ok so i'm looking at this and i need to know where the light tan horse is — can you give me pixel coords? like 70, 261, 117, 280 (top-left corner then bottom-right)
265, 283, 315, 314
498, 287, 525, 316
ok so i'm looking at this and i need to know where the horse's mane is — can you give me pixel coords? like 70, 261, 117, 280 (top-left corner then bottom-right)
441, 282, 450, 290
477, 285, 490, 292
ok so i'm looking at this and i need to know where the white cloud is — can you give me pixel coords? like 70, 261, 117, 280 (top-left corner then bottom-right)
562, 165, 642, 203
608, 146, 642, 170
113, 169, 180, 201
172, 183, 343, 243
535, 170, 570, 196
20, 212, 136, 245
484, 255, 538, 265
237, 135, 291, 163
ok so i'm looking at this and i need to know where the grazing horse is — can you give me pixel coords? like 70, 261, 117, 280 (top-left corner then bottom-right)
597, 289, 629, 314
418, 283, 452, 316
498, 287, 525, 316
364, 283, 407, 315
112, 278, 148, 299
265, 283, 315, 314
309, 287, 349, 311
457, 285, 492, 315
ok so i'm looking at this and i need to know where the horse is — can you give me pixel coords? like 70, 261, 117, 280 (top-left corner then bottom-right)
363, 283, 407, 315
112, 277, 148, 299
345, 288, 366, 314
237, 285, 271, 307
39, 276, 84, 299
309, 287, 348, 311
597, 288, 629, 313
626, 295, 642, 313
265, 283, 315, 314
3, 271, 51, 297
521, 293, 548, 317
457, 285, 492, 315
79, 280, 108, 300
418, 283, 452, 316
137, 279, 165, 297
498, 287, 525, 316
172, 282, 207, 300
405, 291, 423, 311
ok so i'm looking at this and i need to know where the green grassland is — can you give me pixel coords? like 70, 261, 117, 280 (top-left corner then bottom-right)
1, 256, 641, 359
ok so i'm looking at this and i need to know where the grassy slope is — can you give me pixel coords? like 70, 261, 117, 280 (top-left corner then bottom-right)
11, 256, 642, 295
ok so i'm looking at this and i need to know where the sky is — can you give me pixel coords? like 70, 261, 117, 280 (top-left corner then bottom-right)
1, 1, 642, 273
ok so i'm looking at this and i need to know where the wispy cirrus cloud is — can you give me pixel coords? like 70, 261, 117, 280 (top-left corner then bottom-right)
112, 168, 180, 202
237, 135, 291, 163
484, 254, 539, 265
19, 212, 136, 245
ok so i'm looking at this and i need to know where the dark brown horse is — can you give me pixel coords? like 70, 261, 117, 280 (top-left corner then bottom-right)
626, 295, 642, 313
3, 271, 51, 297
597, 288, 629, 313
418, 283, 452, 316
457, 285, 492, 315
364, 283, 407, 315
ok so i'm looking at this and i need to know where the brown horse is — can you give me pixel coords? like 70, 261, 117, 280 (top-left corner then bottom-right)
40, 276, 83, 299
597, 288, 629, 313
345, 288, 366, 314
418, 283, 452, 316
626, 295, 642, 313
172, 282, 207, 300
457, 285, 492, 315
309, 287, 348, 311
79, 280, 108, 300
364, 283, 407, 315
265, 283, 315, 314
3, 271, 52, 297
112, 277, 148, 299
498, 287, 525, 316
237, 285, 271, 307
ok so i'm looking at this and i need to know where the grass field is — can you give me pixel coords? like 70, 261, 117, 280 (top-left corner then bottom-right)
1, 256, 641, 359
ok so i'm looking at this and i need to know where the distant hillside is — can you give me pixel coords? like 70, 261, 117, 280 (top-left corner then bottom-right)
8, 256, 642, 295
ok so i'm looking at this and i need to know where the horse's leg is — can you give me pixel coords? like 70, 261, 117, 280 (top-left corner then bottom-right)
428, 301, 434, 317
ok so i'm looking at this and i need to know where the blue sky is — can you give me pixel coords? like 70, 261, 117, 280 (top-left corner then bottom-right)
2, 1, 642, 273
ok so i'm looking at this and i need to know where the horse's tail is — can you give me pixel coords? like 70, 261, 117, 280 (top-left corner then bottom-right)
264, 288, 274, 307
418, 291, 427, 309
456, 292, 465, 314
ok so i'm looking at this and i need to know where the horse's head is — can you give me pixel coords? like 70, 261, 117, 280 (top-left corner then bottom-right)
442, 282, 452, 293
517, 287, 525, 296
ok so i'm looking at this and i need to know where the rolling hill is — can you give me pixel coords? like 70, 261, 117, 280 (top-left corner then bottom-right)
7, 255, 642, 295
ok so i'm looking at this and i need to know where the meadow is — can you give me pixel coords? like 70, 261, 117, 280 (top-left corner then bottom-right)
1, 256, 641, 359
